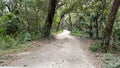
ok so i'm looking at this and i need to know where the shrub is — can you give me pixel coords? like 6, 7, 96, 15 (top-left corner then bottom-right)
16, 31, 31, 43
31, 31, 41, 40
0, 30, 32, 50
90, 42, 101, 52
103, 53, 120, 68
71, 28, 81, 36
0, 35, 17, 50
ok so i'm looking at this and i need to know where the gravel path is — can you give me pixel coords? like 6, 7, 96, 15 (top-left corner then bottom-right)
3, 30, 99, 68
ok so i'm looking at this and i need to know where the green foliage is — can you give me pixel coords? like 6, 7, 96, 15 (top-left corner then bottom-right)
0, 0, 118, 56
0, 31, 31, 50
72, 28, 81, 36
0, 35, 17, 50
54, 15, 60, 24
0, 28, 5, 35
0, 12, 25, 35
52, 30, 64, 35
103, 53, 120, 68
90, 42, 101, 52
71, 28, 89, 37
31, 31, 41, 40
16, 31, 31, 43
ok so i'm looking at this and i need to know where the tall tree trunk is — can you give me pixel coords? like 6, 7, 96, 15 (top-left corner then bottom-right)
69, 14, 72, 32
42, 0, 57, 38
101, 0, 120, 53
89, 22, 93, 38
95, 12, 99, 38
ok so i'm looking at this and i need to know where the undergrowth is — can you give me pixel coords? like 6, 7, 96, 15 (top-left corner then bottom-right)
0, 31, 41, 54
90, 42, 102, 52
52, 30, 64, 35
71, 28, 89, 37
103, 53, 120, 68
90, 41, 120, 68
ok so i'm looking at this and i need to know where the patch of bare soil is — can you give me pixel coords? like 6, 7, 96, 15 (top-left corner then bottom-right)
0, 30, 104, 68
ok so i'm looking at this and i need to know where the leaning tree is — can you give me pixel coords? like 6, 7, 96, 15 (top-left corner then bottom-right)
101, 0, 120, 53
42, 0, 58, 38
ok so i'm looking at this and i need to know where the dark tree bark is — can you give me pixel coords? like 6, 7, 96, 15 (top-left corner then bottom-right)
101, 0, 120, 53
95, 12, 99, 38
89, 22, 93, 38
42, 0, 58, 38
69, 14, 72, 32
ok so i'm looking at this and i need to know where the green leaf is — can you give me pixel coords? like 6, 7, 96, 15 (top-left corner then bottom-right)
54, 15, 60, 23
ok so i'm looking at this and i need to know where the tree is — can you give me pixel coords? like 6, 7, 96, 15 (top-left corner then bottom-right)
101, 0, 120, 53
68, 13, 72, 32
42, 0, 58, 37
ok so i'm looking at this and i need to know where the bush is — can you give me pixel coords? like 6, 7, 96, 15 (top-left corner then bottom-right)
103, 53, 120, 68
31, 31, 41, 40
0, 31, 32, 50
90, 42, 101, 52
0, 35, 17, 50
71, 28, 81, 36
71, 28, 89, 38
16, 31, 31, 43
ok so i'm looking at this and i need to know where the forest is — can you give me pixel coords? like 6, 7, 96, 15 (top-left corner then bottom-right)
0, 0, 120, 68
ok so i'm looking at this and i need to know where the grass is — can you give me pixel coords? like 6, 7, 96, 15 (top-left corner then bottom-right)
71, 31, 89, 37
0, 42, 31, 55
52, 30, 64, 35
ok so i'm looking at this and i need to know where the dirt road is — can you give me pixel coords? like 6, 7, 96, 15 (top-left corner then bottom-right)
4, 30, 102, 68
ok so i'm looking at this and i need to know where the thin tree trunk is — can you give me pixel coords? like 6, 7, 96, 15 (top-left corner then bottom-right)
101, 0, 120, 53
95, 12, 99, 38
25, 1, 30, 31
89, 22, 93, 38
112, 29, 117, 49
42, 0, 57, 38
69, 14, 72, 32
